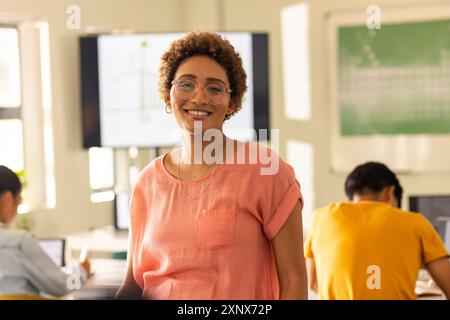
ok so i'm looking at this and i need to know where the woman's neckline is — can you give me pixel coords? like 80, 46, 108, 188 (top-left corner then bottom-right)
159, 140, 248, 183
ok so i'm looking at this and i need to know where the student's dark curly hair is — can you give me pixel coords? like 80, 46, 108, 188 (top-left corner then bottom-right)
159, 31, 248, 121
345, 162, 403, 208
0, 165, 21, 197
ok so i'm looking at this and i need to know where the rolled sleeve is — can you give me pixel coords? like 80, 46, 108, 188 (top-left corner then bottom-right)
264, 181, 302, 240
417, 216, 450, 265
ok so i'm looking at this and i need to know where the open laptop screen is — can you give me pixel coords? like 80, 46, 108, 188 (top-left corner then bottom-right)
38, 238, 66, 267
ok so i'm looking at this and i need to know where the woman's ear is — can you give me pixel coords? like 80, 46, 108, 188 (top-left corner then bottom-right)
164, 97, 172, 114
226, 101, 236, 117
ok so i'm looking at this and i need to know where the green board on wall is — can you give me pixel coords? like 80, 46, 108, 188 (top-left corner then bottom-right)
338, 19, 450, 136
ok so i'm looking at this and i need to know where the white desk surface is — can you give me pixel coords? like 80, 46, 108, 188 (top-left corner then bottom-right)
64, 258, 127, 300
65, 226, 129, 264
86, 258, 127, 288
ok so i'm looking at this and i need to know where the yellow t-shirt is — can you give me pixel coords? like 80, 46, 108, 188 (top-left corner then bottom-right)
304, 201, 449, 300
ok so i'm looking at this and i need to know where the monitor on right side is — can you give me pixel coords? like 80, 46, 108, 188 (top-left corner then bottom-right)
409, 195, 450, 251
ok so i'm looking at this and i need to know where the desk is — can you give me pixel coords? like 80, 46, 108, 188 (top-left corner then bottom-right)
64, 258, 127, 300
416, 268, 445, 300
64, 227, 128, 300
305, 277, 445, 300
416, 281, 445, 300
65, 226, 128, 264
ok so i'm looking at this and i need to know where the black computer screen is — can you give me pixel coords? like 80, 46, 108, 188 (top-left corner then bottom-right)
409, 195, 450, 247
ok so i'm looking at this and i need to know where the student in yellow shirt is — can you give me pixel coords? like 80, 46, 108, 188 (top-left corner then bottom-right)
305, 162, 450, 300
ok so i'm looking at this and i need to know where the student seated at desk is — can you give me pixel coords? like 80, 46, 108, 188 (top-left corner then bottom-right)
305, 162, 450, 300
0, 165, 91, 298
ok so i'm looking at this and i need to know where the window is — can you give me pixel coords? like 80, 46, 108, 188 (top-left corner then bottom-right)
0, 25, 26, 212
0, 119, 24, 170
0, 26, 21, 107
0, 26, 23, 169
287, 140, 314, 235
89, 147, 115, 203
0, 21, 56, 212
89, 147, 114, 190
281, 3, 311, 120
87, 145, 155, 203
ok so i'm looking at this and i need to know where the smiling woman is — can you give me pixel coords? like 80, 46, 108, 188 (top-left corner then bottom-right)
159, 32, 247, 122
116, 32, 307, 300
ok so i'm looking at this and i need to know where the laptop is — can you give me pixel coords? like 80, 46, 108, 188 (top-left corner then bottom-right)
38, 238, 66, 267
409, 195, 450, 251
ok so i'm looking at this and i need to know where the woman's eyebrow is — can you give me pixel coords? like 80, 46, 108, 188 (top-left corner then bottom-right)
177, 74, 227, 86
206, 78, 227, 86
177, 74, 197, 80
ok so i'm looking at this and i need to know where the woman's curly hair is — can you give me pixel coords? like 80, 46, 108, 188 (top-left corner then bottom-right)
159, 31, 248, 120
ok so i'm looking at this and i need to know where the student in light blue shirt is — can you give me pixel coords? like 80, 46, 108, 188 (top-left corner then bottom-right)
0, 165, 90, 298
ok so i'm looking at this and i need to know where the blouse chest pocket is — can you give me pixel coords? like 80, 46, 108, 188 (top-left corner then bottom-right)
197, 207, 236, 249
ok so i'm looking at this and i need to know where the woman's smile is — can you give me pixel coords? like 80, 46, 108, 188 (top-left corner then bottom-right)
183, 108, 214, 120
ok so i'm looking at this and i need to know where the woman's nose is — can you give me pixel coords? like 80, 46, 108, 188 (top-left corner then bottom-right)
189, 87, 208, 104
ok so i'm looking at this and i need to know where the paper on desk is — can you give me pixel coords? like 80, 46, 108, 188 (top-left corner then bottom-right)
79, 243, 89, 262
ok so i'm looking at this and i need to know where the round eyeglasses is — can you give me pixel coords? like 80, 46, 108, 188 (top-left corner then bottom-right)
171, 78, 232, 105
